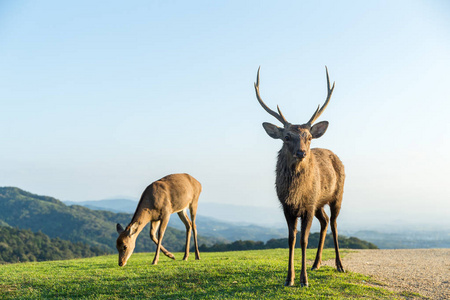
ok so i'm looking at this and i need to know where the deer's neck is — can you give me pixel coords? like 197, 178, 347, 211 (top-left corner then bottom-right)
275, 148, 316, 208
128, 202, 153, 234
276, 147, 315, 175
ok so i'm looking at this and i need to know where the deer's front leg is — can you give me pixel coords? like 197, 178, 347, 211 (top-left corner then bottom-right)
152, 216, 170, 265
284, 211, 298, 287
300, 212, 314, 287
150, 221, 175, 260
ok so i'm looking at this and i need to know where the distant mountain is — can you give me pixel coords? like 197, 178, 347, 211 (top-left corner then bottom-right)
64, 199, 137, 214
169, 217, 286, 242
63, 199, 286, 242
0, 187, 222, 254
199, 203, 286, 227
349, 230, 450, 249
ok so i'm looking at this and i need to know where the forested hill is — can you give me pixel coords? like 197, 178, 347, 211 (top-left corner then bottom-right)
0, 187, 220, 254
0, 226, 108, 263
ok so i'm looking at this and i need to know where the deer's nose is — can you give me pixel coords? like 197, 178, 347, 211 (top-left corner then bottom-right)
296, 151, 306, 158
119, 261, 123, 267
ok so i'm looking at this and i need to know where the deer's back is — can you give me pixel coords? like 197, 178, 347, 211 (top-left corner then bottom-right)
142, 173, 201, 213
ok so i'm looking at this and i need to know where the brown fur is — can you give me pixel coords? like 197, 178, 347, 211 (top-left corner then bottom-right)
116, 173, 201, 266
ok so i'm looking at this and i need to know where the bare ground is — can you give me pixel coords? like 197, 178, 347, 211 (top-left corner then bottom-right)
322, 249, 450, 300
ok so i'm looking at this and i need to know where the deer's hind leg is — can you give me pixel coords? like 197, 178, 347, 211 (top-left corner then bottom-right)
312, 207, 329, 270
177, 209, 192, 261
189, 198, 201, 260
150, 220, 175, 261
330, 201, 344, 272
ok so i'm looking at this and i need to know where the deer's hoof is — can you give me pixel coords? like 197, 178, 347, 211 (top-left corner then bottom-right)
284, 280, 294, 287
300, 282, 309, 288
337, 266, 345, 272
311, 265, 321, 271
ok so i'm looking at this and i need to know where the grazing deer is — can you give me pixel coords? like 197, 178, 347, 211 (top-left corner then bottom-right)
254, 67, 345, 287
116, 173, 201, 266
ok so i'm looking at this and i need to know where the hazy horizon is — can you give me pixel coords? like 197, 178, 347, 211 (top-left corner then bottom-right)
1, 1, 449, 230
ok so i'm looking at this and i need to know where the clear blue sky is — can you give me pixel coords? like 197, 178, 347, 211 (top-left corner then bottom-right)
1, 1, 449, 228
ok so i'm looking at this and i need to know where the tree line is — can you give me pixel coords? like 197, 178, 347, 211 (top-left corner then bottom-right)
199, 232, 378, 252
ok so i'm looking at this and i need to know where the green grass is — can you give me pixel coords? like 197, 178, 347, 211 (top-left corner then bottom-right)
0, 249, 417, 299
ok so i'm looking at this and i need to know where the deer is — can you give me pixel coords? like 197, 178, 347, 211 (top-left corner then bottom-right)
116, 173, 201, 267
254, 66, 345, 287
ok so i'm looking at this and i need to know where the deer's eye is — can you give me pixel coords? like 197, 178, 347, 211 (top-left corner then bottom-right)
123, 245, 127, 250
284, 136, 290, 141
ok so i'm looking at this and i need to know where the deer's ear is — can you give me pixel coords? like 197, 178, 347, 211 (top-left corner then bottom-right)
116, 223, 125, 234
262, 122, 283, 139
310, 121, 329, 139
129, 223, 139, 236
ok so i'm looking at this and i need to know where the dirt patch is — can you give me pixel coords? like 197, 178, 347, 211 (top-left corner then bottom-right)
322, 249, 450, 300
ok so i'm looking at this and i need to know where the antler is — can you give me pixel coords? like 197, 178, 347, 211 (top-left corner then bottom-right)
254, 66, 290, 127
306, 66, 335, 126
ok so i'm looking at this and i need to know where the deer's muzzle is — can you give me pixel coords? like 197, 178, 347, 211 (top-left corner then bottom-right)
295, 150, 307, 160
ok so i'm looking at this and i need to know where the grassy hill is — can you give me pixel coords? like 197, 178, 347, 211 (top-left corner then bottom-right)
0, 187, 221, 255
0, 249, 413, 299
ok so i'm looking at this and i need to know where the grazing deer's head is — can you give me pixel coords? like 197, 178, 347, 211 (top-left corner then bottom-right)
116, 223, 139, 267
254, 66, 335, 162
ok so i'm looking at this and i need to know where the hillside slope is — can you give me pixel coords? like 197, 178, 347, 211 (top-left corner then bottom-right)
0, 226, 108, 263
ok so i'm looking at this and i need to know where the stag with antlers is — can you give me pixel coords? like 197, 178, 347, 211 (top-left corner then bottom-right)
254, 67, 345, 287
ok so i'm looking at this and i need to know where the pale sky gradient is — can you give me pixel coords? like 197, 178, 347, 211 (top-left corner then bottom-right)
1, 1, 449, 228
